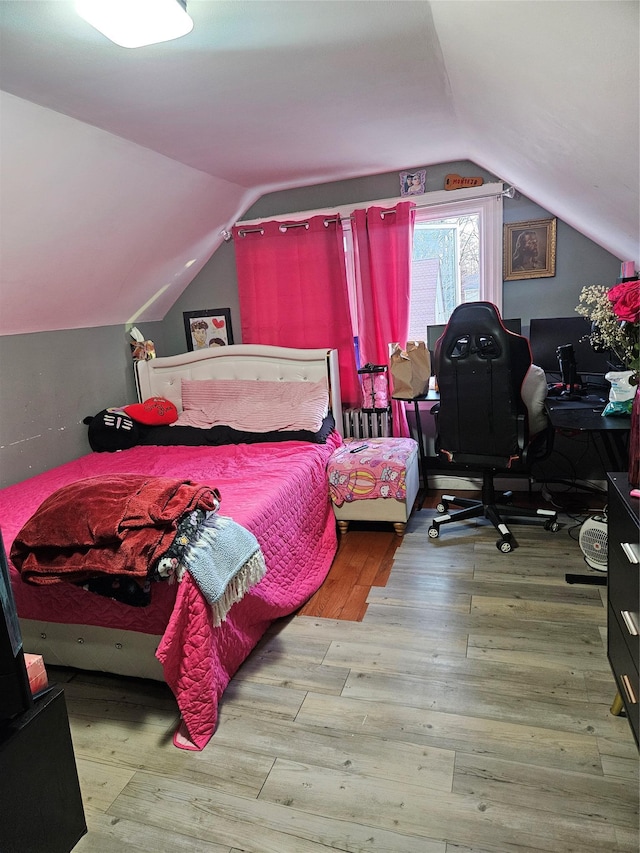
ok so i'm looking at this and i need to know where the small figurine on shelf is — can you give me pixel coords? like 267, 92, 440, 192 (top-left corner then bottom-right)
129, 326, 156, 361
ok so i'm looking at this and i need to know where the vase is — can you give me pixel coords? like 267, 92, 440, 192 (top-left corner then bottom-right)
629, 386, 640, 486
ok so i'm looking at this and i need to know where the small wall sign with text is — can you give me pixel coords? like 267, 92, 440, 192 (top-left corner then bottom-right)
444, 174, 484, 191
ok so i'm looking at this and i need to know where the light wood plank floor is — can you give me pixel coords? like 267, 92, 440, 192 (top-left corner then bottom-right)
58, 494, 637, 852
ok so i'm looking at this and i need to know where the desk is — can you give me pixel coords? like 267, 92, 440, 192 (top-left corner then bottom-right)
398, 391, 631, 505
545, 397, 630, 587
545, 395, 630, 473
393, 390, 439, 506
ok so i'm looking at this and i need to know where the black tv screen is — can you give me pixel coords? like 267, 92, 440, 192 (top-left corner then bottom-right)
0, 529, 33, 722
528, 317, 613, 377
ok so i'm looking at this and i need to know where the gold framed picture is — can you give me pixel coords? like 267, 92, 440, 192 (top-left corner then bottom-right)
503, 217, 557, 280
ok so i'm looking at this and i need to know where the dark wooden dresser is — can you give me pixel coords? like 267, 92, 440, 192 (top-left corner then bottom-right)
607, 472, 639, 747
0, 684, 87, 852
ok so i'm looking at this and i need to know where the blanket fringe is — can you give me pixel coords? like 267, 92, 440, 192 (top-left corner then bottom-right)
209, 550, 266, 628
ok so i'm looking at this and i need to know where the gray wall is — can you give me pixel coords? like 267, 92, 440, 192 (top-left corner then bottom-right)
0, 158, 623, 489
0, 322, 164, 488
502, 195, 620, 325
161, 241, 240, 356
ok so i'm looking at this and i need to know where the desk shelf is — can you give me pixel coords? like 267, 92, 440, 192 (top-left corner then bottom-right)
392, 391, 439, 503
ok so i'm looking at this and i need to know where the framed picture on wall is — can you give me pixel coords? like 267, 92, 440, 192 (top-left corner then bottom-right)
503, 217, 557, 280
399, 169, 426, 197
183, 308, 234, 351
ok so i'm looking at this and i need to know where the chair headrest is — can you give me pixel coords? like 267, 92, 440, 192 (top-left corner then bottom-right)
439, 302, 521, 364
444, 302, 510, 336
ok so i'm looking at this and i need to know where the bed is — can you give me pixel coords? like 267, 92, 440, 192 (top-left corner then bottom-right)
0, 345, 343, 750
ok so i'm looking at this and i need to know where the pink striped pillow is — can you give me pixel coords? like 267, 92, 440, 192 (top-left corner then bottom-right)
177, 379, 329, 432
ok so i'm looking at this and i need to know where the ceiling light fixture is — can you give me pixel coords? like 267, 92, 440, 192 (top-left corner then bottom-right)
75, 0, 193, 49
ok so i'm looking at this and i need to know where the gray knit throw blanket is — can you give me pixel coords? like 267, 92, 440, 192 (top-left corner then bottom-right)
180, 513, 267, 627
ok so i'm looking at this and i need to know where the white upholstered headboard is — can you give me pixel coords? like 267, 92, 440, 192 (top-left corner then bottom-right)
135, 344, 343, 436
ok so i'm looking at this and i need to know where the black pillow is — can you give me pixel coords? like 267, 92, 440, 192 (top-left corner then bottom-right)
136, 413, 336, 447
83, 409, 140, 452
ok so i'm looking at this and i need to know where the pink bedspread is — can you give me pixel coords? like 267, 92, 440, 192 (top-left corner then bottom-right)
0, 434, 341, 749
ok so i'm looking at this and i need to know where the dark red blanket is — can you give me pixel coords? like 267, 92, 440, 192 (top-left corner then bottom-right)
10, 475, 220, 585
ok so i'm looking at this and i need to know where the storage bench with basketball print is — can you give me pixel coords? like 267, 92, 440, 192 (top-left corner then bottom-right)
328, 437, 420, 536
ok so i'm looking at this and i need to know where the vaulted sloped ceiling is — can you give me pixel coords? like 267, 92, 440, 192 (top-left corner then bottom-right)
0, 0, 638, 336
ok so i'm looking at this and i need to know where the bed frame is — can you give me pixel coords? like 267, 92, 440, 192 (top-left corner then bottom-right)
19, 345, 342, 681
135, 344, 343, 434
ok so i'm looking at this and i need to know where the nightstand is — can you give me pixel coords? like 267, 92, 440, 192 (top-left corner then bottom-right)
0, 684, 87, 852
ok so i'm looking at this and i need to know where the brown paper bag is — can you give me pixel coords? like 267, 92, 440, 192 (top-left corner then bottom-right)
389, 341, 431, 399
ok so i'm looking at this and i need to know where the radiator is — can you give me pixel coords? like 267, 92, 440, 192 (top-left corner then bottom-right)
342, 407, 392, 439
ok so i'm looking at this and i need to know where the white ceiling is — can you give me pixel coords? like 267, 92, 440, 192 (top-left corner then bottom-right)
0, 0, 638, 335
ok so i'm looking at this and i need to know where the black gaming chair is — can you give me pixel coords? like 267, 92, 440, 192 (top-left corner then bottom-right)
428, 302, 559, 552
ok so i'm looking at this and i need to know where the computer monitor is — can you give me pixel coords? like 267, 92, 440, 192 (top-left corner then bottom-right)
528, 317, 612, 378
427, 317, 522, 354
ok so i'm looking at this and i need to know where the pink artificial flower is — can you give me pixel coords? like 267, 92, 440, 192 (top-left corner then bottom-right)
608, 279, 640, 323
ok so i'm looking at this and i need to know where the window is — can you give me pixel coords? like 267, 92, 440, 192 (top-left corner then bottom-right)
408, 189, 503, 339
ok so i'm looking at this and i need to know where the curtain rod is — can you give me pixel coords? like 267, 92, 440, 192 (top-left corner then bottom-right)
235, 217, 342, 237
224, 181, 511, 241
413, 186, 514, 208
235, 208, 412, 238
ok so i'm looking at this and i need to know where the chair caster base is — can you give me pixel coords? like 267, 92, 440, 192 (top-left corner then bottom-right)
497, 537, 514, 553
